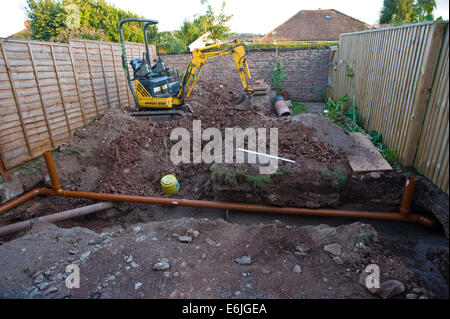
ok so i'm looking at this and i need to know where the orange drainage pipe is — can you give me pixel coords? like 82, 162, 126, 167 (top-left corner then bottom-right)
0, 152, 436, 228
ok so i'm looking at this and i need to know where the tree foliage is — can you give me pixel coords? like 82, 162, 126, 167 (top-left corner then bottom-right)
26, 0, 65, 41
24, 0, 233, 53
52, 25, 107, 42
409, 0, 438, 22
175, 0, 233, 50
392, 0, 415, 24
156, 31, 186, 53
380, 0, 400, 24
379, 0, 439, 25
25, 0, 157, 43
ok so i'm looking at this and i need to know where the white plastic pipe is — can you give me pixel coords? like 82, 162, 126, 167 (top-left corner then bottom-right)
237, 148, 295, 163
0, 202, 114, 236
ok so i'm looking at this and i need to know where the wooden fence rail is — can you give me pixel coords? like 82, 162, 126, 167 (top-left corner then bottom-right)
0, 38, 154, 174
330, 21, 449, 194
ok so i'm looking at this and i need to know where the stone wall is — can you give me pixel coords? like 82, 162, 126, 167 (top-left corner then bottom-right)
161, 48, 331, 102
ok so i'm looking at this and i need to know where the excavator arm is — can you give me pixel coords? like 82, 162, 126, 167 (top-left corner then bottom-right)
177, 40, 253, 102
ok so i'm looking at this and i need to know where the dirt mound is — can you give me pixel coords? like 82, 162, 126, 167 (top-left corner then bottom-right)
1, 79, 447, 235
0, 218, 428, 299
52, 80, 351, 208
40, 82, 348, 210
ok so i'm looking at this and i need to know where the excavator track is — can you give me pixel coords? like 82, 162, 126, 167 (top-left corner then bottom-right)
129, 110, 187, 122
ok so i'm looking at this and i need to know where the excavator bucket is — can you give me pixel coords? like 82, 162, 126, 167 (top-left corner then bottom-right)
229, 91, 252, 111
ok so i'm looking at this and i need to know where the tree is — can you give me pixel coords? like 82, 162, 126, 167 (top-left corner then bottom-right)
52, 25, 107, 42
177, 20, 202, 48
196, 0, 232, 40
24, 0, 233, 54
379, 0, 439, 25
409, 0, 437, 22
156, 31, 186, 53
24, 0, 157, 43
379, 0, 414, 24
25, 0, 65, 41
176, 0, 232, 49
379, 0, 400, 24
392, 0, 415, 24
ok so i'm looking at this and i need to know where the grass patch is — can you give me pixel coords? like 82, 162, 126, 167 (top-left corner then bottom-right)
291, 102, 308, 115
320, 168, 348, 190
210, 163, 275, 189
274, 168, 292, 176
236, 170, 271, 188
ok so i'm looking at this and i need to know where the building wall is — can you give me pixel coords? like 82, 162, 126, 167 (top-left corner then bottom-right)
161, 48, 330, 102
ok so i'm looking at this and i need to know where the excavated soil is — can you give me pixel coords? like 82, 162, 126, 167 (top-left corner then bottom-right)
0, 219, 435, 299
0, 79, 448, 299
1, 80, 447, 219
73, 81, 348, 205
0, 79, 448, 237
3, 80, 351, 207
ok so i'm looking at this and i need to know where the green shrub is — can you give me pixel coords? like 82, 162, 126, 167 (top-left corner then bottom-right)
271, 57, 287, 95
324, 96, 399, 166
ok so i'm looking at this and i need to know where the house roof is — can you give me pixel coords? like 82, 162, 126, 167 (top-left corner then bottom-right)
260, 9, 370, 42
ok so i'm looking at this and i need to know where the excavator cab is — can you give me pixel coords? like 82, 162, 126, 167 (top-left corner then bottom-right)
129, 55, 181, 99
151, 56, 170, 75
119, 18, 186, 120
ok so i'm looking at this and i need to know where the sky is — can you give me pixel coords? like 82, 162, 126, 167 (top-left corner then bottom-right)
0, 0, 449, 37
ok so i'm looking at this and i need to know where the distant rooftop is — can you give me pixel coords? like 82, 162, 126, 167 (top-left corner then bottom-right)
261, 9, 371, 42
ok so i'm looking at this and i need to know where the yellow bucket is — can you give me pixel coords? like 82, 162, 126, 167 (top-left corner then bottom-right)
161, 174, 179, 195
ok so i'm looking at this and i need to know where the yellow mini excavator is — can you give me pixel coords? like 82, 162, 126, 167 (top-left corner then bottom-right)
119, 18, 254, 121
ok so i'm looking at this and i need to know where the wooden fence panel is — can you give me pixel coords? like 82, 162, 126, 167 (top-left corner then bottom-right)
0, 41, 32, 169
415, 25, 449, 194
0, 37, 154, 172
330, 22, 449, 194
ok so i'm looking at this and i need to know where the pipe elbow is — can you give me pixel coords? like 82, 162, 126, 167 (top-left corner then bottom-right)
409, 214, 437, 228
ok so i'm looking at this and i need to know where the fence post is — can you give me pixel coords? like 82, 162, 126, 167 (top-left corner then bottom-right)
50, 44, 72, 137
83, 41, 99, 116
404, 23, 446, 166
0, 150, 8, 182
27, 42, 55, 148
0, 41, 33, 159
98, 42, 111, 108
68, 42, 87, 125
110, 43, 121, 106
